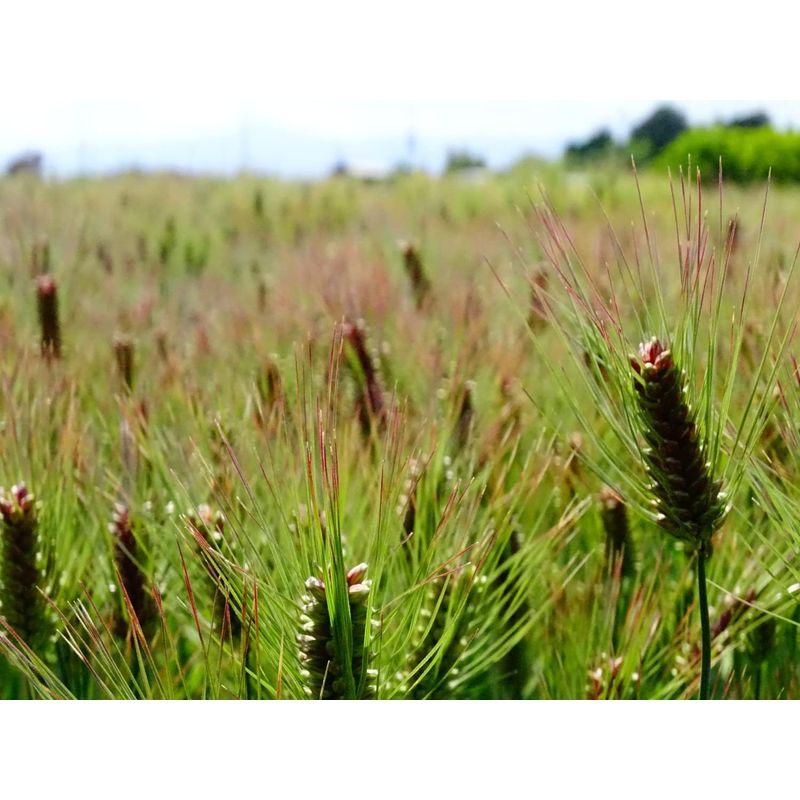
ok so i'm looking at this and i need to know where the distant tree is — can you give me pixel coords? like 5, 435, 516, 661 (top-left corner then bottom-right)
330, 159, 349, 177
727, 111, 771, 129
565, 128, 614, 162
6, 151, 43, 177
444, 149, 486, 174
629, 105, 688, 157
656, 126, 800, 184
391, 160, 415, 177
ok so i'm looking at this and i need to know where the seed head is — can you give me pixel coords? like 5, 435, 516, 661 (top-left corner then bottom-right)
399, 241, 431, 308
453, 380, 475, 454
110, 503, 155, 641
0, 484, 34, 523
0, 483, 48, 649
297, 564, 375, 699
599, 486, 634, 577
188, 504, 239, 639
113, 335, 135, 393
631, 337, 726, 556
342, 320, 386, 434
36, 274, 61, 359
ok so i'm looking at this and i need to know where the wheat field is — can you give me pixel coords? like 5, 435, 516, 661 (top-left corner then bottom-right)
1, 162, 799, 700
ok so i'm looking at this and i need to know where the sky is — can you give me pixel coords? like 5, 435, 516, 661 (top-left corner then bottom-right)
2, 2, 798, 177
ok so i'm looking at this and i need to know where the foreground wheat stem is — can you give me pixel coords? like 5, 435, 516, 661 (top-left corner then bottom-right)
697, 553, 711, 700
631, 338, 725, 699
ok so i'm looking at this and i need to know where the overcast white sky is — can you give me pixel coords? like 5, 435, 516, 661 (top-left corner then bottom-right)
2, 1, 798, 176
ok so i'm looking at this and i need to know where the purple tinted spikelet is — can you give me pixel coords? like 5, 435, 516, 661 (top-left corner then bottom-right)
400, 241, 431, 308
631, 338, 726, 555
257, 360, 283, 409
0, 484, 47, 648
110, 504, 155, 641
96, 242, 114, 274
113, 335, 135, 393
599, 487, 634, 577
297, 563, 376, 699
712, 588, 756, 640
342, 320, 386, 434
453, 380, 475, 454
36, 275, 61, 359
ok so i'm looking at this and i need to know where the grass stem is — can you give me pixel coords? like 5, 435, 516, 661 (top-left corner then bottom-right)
697, 553, 711, 700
